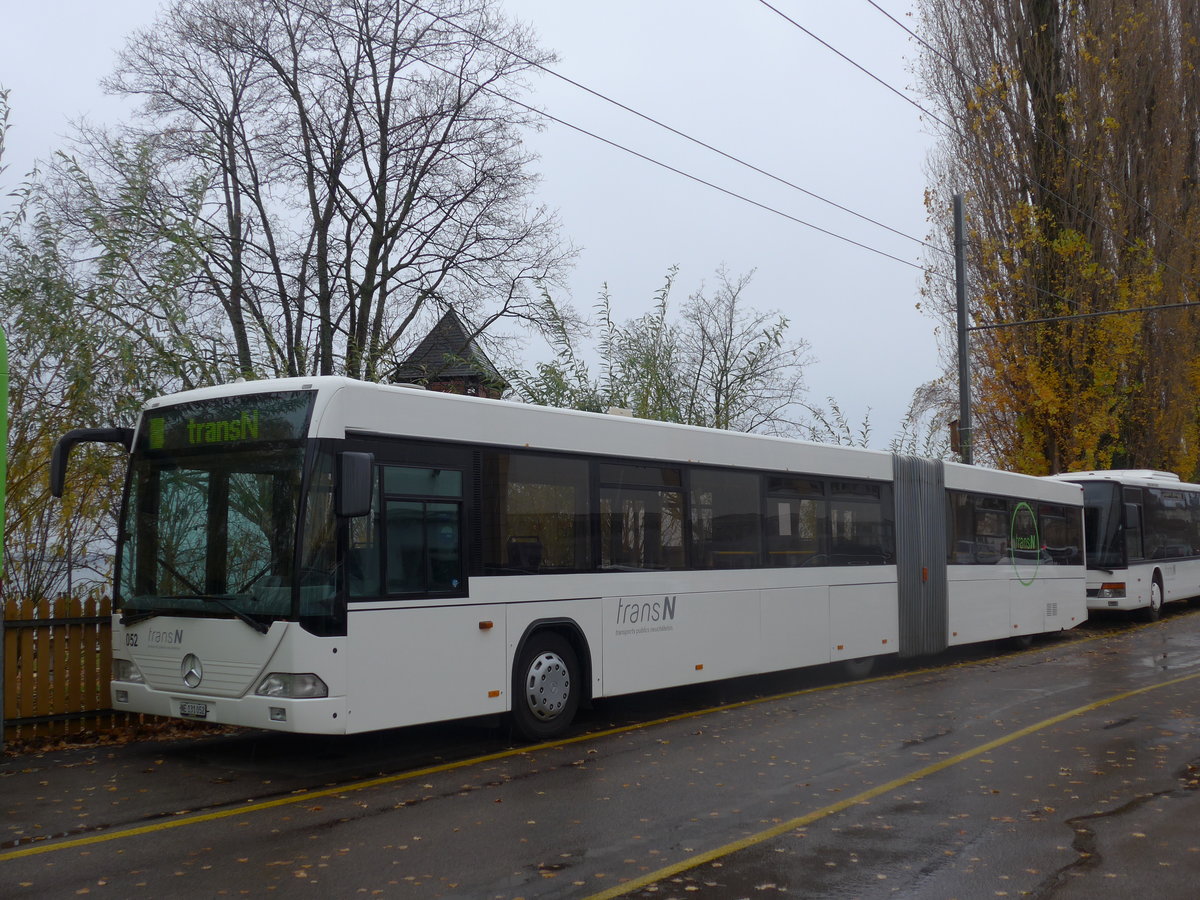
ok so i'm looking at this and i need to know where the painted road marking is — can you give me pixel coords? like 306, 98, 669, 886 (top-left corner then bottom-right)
582, 668, 1200, 900
0, 668, 902, 862
0, 623, 1167, 865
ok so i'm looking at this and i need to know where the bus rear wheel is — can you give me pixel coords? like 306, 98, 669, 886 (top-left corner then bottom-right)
511, 632, 580, 742
842, 656, 876, 680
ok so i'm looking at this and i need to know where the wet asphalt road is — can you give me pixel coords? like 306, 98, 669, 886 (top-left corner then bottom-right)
5, 609, 1200, 899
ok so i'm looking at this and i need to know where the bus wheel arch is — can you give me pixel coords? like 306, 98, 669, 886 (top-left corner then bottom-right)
1006, 632, 1036, 651
510, 620, 590, 741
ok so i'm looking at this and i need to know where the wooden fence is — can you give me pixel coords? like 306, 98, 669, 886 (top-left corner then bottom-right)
2, 592, 133, 742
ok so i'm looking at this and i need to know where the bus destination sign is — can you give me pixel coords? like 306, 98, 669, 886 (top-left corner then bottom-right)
144, 391, 315, 451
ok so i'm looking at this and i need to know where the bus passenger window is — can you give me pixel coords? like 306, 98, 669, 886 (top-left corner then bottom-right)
426, 502, 461, 591
599, 464, 685, 570
766, 477, 826, 567
385, 501, 426, 593
1039, 504, 1083, 566
600, 489, 685, 570
482, 451, 591, 573
1125, 502, 1144, 561
690, 469, 761, 568
375, 465, 465, 597
1144, 488, 1192, 559
829, 481, 893, 565
946, 491, 1007, 565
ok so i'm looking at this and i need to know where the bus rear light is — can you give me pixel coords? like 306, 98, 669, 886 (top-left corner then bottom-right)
1097, 583, 1127, 599
255, 673, 329, 699
113, 659, 145, 684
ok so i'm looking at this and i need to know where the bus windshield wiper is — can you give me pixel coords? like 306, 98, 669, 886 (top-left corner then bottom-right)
201, 595, 271, 635
120, 609, 159, 626
156, 594, 272, 635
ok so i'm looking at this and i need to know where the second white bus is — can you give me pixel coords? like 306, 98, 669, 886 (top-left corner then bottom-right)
1048, 469, 1200, 620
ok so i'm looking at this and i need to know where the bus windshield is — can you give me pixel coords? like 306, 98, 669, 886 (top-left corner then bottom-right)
116, 391, 321, 628
1079, 481, 1124, 570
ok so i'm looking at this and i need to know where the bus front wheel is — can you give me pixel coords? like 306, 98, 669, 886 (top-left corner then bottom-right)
511, 632, 580, 742
1142, 579, 1164, 622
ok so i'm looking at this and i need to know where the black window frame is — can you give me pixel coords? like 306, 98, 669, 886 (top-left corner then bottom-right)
480, 448, 594, 575
688, 466, 764, 569
598, 460, 688, 571
343, 434, 904, 583
946, 488, 1084, 568
342, 436, 470, 602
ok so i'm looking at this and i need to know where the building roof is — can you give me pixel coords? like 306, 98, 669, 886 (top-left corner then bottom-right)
393, 308, 506, 388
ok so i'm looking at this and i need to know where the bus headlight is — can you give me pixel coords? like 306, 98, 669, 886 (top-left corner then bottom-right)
254, 673, 329, 699
1097, 582, 1127, 599
112, 658, 145, 684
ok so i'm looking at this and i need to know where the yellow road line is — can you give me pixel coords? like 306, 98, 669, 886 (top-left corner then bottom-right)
582, 667, 1200, 900
0, 665, 913, 862
0, 624, 1154, 864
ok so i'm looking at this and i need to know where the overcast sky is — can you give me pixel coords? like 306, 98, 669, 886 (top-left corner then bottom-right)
1, 1, 939, 446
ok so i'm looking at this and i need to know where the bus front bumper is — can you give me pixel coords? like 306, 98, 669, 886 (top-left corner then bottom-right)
111, 682, 349, 734
1086, 583, 1141, 612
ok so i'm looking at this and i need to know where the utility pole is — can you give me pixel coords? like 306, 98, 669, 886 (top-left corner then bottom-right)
954, 194, 973, 465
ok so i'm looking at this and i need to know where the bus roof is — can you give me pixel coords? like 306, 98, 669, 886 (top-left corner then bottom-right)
1047, 469, 1191, 489
141, 376, 1079, 500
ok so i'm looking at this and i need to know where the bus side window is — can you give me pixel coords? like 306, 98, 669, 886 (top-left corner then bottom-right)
828, 481, 893, 565
482, 451, 591, 574
1124, 502, 1144, 561
598, 464, 685, 571
1038, 504, 1083, 566
765, 476, 825, 567
374, 465, 464, 597
690, 469, 761, 569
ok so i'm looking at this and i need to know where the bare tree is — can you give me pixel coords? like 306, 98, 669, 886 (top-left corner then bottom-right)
678, 267, 810, 434
507, 268, 812, 435
1, 94, 134, 599
93, 0, 569, 381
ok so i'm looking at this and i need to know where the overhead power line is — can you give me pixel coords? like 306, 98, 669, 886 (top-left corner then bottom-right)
969, 299, 1200, 332
406, 1, 943, 262
760, 0, 1114, 271
761, 0, 1200, 311
457, 69, 935, 275
856, 0, 1200, 313
755, 0, 953, 132
864, 0, 1190, 256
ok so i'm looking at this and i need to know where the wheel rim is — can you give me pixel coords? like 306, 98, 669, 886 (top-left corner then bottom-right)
1152, 583, 1163, 611
524, 651, 571, 721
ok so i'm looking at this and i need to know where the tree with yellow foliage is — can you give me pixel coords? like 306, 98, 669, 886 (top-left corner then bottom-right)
1, 91, 144, 602
918, 0, 1200, 477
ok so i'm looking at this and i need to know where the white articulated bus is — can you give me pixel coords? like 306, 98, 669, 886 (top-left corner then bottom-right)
1047, 469, 1200, 620
52, 377, 1086, 739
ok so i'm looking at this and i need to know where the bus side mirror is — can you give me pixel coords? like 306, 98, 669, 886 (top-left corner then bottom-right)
337, 452, 374, 518
50, 427, 134, 498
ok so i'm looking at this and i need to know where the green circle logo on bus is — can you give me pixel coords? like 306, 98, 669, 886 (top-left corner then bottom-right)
1009, 501, 1040, 586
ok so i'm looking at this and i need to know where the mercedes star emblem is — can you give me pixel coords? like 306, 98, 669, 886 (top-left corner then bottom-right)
181, 653, 203, 688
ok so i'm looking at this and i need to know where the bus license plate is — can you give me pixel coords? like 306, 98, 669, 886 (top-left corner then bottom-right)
180, 701, 208, 719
